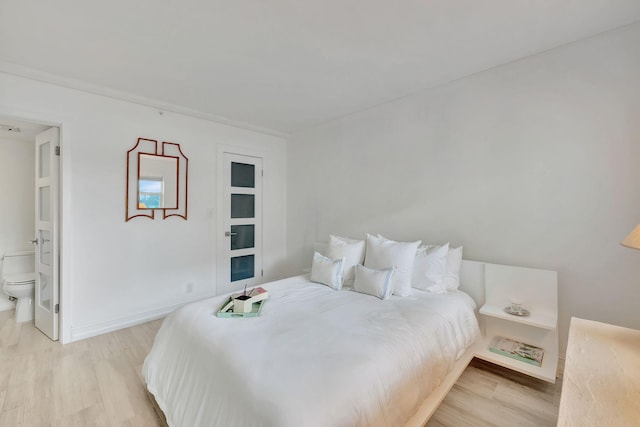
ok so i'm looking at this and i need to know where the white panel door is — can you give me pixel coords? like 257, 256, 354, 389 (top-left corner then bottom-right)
219, 153, 263, 293
34, 127, 59, 340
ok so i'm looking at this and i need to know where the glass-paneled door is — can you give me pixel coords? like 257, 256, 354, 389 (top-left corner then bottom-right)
34, 127, 59, 340
220, 153, 262, 293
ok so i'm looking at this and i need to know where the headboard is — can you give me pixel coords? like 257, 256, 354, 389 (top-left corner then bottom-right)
458, 260, 487, 309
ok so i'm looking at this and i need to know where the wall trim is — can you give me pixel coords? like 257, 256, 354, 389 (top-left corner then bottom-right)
0, 61, 289, 139
0, 299, 15, 312
70, 299, 198, 342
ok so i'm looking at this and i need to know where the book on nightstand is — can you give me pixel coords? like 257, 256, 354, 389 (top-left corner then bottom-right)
489, 336, 544, 367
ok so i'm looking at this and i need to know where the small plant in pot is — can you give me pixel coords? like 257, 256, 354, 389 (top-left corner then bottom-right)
233, 285, 253, 313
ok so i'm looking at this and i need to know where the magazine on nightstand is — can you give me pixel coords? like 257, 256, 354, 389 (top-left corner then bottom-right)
489, 336, 544, 367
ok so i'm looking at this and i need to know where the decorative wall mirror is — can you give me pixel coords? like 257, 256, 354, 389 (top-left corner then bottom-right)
126, 137, 188, 221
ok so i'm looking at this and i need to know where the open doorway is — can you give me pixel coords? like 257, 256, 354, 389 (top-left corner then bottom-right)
0, 116, 61, 341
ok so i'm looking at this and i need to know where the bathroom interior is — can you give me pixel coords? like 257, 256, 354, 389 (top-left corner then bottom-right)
0, 117, 50, 321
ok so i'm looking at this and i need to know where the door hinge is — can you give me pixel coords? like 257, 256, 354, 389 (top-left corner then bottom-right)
55, 146, 60, 156
261, 269, 264, 277
55, 303, 59, 314
262, 169, 264, 177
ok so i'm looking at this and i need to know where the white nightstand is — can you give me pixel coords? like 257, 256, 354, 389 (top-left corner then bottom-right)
475, 263, 559, 383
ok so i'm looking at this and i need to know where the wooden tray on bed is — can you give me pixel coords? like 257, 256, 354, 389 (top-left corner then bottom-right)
216, 297, 266, 318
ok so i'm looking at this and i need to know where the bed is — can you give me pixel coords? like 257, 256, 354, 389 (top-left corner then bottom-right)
142, 273, 481, 427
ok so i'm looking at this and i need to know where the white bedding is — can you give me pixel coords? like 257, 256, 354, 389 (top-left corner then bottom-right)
142, 275, 480, 427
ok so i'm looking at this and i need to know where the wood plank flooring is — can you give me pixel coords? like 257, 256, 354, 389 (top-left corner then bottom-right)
0, 309, 562, 426
0, 309, 164, 426
427, 359, 562, 427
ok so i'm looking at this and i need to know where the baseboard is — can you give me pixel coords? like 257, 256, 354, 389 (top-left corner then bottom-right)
0, 298, 15, 312
70, 300, 188, 342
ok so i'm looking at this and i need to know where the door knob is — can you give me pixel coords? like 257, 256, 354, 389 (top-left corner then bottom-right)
225, 231, 237, 237
29, 238, 38, 245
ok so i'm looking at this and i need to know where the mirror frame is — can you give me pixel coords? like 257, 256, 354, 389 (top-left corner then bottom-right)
126, 137, 189, 221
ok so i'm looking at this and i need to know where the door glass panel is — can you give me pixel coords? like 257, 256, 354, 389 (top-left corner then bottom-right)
39, 186, 50, 221
39, 142, 50, 179
230, 225, 255, 250
231, 162, 255, 188
231, 194, 255, 218
231, 255, 255, 282
39, 230, 52, 266
39, 273, 51, 311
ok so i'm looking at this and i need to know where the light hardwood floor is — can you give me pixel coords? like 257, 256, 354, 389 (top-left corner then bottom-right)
0, 309, 164, 426
0, 309, 562, 426
427, 359, 562, 427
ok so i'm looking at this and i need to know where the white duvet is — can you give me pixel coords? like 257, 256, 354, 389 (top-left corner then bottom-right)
142, 275, 479, 427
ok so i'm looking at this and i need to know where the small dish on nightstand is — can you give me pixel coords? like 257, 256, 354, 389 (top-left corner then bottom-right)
504, 306, 530, 317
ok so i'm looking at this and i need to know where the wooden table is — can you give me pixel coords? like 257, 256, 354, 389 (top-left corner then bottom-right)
557, 317, 640, 426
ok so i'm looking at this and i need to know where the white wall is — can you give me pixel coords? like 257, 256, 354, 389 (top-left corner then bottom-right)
0, 72, 287, 342
0, 136, 34, 253
0, 136, 34, 310
286, 24, 640, 356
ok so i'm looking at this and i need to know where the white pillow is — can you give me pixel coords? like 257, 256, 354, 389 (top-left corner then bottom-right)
326, 235, 366, 286
353, 264, 395, 300
412, 243, 450, 293
442, 246, 463, 291
310, 252, 345, 290
364, 234, 421, 297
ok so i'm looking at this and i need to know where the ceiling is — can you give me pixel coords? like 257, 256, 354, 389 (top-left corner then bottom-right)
1, 1, 639, 135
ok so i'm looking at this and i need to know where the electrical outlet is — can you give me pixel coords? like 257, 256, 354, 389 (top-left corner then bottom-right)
186, 282, 193, 293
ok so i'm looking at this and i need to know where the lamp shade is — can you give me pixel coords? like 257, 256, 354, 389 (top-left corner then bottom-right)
621, 224, 640, 250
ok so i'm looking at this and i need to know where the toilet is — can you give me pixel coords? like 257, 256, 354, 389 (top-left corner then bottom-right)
1, 250, 36, 322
